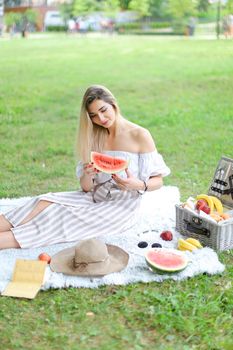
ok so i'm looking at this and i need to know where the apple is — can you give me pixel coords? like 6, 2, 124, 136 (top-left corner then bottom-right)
160, 231, 173, 241
201, 205, 210, 215
195, 200, 210, 214
195, 199, 207, 211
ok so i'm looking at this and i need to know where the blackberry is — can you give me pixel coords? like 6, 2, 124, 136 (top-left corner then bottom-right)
151, 243, 162, 248
138, 241, 148, 248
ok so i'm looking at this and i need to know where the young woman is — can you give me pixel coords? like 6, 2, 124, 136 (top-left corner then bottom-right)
0, 85, 170, 249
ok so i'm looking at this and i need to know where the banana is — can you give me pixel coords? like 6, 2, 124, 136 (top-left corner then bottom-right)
196, 194, 214, 213
185, 238, 203, 248
178, 238, 197, 252
209, 196, 223, 215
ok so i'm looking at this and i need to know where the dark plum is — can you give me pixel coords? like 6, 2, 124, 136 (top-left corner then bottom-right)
138, 241, 148, 248
151, 243, 162, 248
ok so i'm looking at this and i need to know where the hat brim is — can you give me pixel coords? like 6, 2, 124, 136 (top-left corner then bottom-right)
50, 244, 129, 276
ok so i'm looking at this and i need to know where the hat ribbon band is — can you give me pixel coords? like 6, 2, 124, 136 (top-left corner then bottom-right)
73, 255, 109, 269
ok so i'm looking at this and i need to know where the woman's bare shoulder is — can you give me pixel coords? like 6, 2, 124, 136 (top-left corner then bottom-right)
129, 125, 156, 153
116, 120, 156, 153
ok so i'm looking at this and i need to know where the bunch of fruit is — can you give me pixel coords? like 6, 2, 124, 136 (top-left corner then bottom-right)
178, 237, 203, 252
137, 231, 173, 249
184, 194, 231, 223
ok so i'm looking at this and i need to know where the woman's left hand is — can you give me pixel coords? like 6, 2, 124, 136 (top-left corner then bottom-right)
112, 169, 144, 191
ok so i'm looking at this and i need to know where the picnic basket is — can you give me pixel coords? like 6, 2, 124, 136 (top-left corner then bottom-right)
175, 156, 233, 251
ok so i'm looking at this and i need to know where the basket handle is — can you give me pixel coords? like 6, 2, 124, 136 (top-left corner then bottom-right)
183, 219, 211, 237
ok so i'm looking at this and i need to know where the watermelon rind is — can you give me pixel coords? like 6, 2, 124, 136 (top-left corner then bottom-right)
91, 151, 129, 174
145, 248, 189, 274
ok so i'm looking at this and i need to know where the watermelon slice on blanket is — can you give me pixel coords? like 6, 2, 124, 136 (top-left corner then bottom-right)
91, 151, 129, 174
145, 248, 189, 274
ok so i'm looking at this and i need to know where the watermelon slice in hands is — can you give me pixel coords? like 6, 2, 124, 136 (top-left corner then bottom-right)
91, 151, 129, 174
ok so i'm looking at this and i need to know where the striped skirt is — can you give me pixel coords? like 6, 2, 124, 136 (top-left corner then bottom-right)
4, 180, 141, 248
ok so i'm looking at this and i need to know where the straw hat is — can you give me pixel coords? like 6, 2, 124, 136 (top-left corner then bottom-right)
50, 238, 129, 276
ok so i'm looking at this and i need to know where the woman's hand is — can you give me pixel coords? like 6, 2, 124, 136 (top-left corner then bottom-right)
112, 169, 144, 191
83, 162, 99, 178
80, 163, 99, 192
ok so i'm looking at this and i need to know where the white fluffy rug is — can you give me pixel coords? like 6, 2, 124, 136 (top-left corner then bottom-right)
0, 186, 225, 292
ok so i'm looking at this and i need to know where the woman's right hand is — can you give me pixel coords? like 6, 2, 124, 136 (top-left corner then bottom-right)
80, 163, 99, 192
83, 162, 99, 178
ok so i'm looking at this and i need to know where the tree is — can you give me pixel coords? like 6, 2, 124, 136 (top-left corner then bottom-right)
102, 0, 120, 16
72, 0, 98, 17
119, 0, 131, 9
20, 9, 37, 36
167, 0, 197, 34
225, 0, 233, 12
129, 0, 151, 18
197, 0, 210, 12
149, 0, 169, 19
4, 9, 37, 36
167, 0, 197, 19
60, 2, 73, 23
4, 11, 20, 29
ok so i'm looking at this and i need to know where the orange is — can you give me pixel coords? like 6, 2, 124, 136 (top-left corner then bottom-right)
221, 213, 231, 220
38, 253, 51, 264
210, 213, 223, 222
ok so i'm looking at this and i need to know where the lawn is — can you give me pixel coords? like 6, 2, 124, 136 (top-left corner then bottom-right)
0, 34, 233, 350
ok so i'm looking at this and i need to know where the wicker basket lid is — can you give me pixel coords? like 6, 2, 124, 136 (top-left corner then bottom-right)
208, 156, 233, 209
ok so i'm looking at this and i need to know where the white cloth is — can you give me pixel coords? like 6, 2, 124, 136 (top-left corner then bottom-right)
0, 187, 225, 292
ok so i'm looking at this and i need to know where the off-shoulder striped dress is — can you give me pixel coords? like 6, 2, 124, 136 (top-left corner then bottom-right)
4, 151, 170, 248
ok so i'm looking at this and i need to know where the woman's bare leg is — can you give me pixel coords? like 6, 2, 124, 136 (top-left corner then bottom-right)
19, 200, 53, 225
0, 200, 53, 249
0, 231, 20, 249
0, 214, 13, 232
0, 200, 53, 232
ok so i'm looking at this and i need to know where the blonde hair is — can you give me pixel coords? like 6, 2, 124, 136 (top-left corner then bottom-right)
76, 85, 120, 163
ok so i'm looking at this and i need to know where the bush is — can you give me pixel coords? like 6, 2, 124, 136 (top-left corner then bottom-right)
46, 25, 68, 32
119, 31, 181, 36
115, 22, 141, 31
115, 21, 171, 33
171, 19, 187, 35
197, 10, 218, 21
150, 22, 171, 29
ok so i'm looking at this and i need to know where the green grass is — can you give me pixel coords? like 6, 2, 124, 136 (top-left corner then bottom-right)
0, 34, 233, 350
